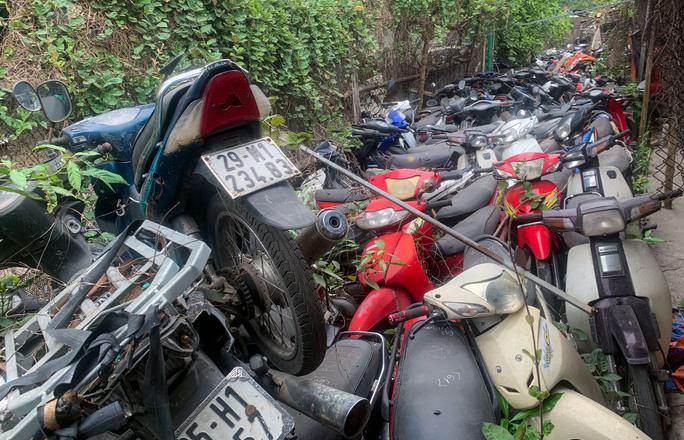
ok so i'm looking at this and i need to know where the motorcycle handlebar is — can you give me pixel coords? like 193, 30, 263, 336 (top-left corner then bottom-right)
388, 305, 429, 325
516, 213, 543, 222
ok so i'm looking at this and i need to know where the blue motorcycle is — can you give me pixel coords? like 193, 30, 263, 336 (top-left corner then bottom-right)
10, 59, 327, 375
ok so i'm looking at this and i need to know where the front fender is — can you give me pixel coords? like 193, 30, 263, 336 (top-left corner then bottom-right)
349, 287, 412, 332
194, 163, 316, 230
517, 223, 554, 260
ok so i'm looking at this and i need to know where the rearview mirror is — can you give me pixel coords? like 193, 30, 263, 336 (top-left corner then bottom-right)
36, 80, 72, 123
12, 81, 41, 112
458, 80, 466, 90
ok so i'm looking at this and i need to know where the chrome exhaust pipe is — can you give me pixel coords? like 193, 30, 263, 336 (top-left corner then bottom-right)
269, 370, 371, 438
297, 208, 348, 263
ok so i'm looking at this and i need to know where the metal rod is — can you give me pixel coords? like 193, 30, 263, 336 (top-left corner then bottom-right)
301, 146, 594, 315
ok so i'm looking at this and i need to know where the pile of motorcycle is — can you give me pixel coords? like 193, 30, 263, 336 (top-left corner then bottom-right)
0, 50, 677, 440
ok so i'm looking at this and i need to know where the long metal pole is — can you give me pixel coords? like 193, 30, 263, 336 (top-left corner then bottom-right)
301, 146, 594, 315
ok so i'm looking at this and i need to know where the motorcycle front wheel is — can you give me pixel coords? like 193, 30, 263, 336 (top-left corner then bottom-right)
205, 194, 325, 375
627, 363, 665, 440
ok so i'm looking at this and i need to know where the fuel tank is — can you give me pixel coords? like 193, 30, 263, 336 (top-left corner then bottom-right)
565, 240, 671, 365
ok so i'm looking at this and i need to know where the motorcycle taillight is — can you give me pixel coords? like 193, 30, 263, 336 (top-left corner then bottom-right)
200, 70, 260, 138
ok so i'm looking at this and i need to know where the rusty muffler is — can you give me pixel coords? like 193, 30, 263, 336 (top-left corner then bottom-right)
269, 370, 371, 438
297, 208, 349, 263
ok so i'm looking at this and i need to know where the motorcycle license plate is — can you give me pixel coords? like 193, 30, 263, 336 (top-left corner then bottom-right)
201, 137, 300, 198
175, 367, 294, 440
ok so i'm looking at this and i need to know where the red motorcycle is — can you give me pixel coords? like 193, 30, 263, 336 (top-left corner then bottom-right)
492, 151, 562, 279
348, 168, 501, 331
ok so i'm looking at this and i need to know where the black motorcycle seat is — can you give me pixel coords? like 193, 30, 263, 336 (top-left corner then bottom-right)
433, 205, 501, 256
392, 322, 495, 440
426, 124, 460, 133
413, 112, 441, 130
284, 338, 382, 440
435, 175, 497, 221
315, 188, 369, 203
388, 145, 462, 169
464, 101, 499, 114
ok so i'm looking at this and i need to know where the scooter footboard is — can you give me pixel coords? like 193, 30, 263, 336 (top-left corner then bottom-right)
535, 388, 649, 439
392, 321, 495, 440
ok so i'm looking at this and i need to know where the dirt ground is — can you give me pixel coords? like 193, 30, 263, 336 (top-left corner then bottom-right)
651, 198, 684, 439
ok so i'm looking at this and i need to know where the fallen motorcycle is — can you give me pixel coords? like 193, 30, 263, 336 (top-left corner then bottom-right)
11, 58, 332, 374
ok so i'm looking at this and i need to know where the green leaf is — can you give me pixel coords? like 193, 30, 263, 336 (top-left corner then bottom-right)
312, 272, 326, 288
66, 161, 81, 192
99, 232, 115, 242
497, 392, 510, 419
599, 373, 622, 382
482, 422, 515, 440
365, 279, 380, 290
8, 170, 27, 190
270, 114, 286, 126
541, 392, 563, 413
83, 230, 98, 238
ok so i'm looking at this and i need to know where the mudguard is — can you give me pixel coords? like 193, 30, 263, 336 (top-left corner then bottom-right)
392, 322, 495, 440
517, 223, 554, 260
591, 297, 657, 365
195, 162, 316, 229
349, 287, 412, 332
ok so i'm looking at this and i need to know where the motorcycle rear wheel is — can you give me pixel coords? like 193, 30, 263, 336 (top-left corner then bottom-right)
628, 363, 665, 440
205, 194, 325, 375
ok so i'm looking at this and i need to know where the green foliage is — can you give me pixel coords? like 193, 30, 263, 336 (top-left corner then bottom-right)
0, 0, 376, 136
0, 145, 126, 211
497, 0, 571, 65
483, 389, 562, 440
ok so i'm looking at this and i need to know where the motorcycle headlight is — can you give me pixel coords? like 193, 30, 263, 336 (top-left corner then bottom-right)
469, 134, 488, 148
502, 127, 520, 143
579, 207, 625, 236
509, 157, 547, 180
555, 117, 572, 140
385, 177, 421, 200
356, 208, 409, 230
444, 302, 490, 318
461, 270, 525, 315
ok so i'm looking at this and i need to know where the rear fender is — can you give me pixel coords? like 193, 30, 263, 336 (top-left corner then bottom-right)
348, 287, 412, 332
194, 163, 316, 229
517, 223, 555, 260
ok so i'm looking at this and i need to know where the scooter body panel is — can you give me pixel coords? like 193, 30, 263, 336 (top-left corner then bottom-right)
566, 166, 632, 200
565, 240, 672, 364
536, 388, 649, 440
348, 287, 412, 332
475, 307, 604, 410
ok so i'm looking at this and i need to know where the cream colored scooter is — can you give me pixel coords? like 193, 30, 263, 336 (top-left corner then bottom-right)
392, 261, 650, 439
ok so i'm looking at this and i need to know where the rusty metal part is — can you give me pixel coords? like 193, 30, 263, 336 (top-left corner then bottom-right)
269, 370, 371, 438
301, 145, 594, 315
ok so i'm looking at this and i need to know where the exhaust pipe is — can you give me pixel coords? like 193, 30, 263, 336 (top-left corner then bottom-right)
297, 208, 348, 263
269, 370, 371, 438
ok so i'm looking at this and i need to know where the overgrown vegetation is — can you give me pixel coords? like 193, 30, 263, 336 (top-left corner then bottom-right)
1, 0, 572, 145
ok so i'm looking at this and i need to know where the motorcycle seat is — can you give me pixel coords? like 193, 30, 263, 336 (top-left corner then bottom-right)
435, 175, 497, 221
532, 118, 561, 140
388, 145, 462, 169
283, 338, 382, 440
131, 83, 191, 185
432, 205, 501, 256
315, 188, 370, 203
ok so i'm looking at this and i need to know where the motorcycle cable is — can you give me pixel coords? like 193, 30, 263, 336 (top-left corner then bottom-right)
302, 145, 594, 315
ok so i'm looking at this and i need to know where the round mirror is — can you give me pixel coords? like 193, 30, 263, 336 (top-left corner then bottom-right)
12, 81, 41, 112
36, 80, 72, 123
458, 80, 466, 90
